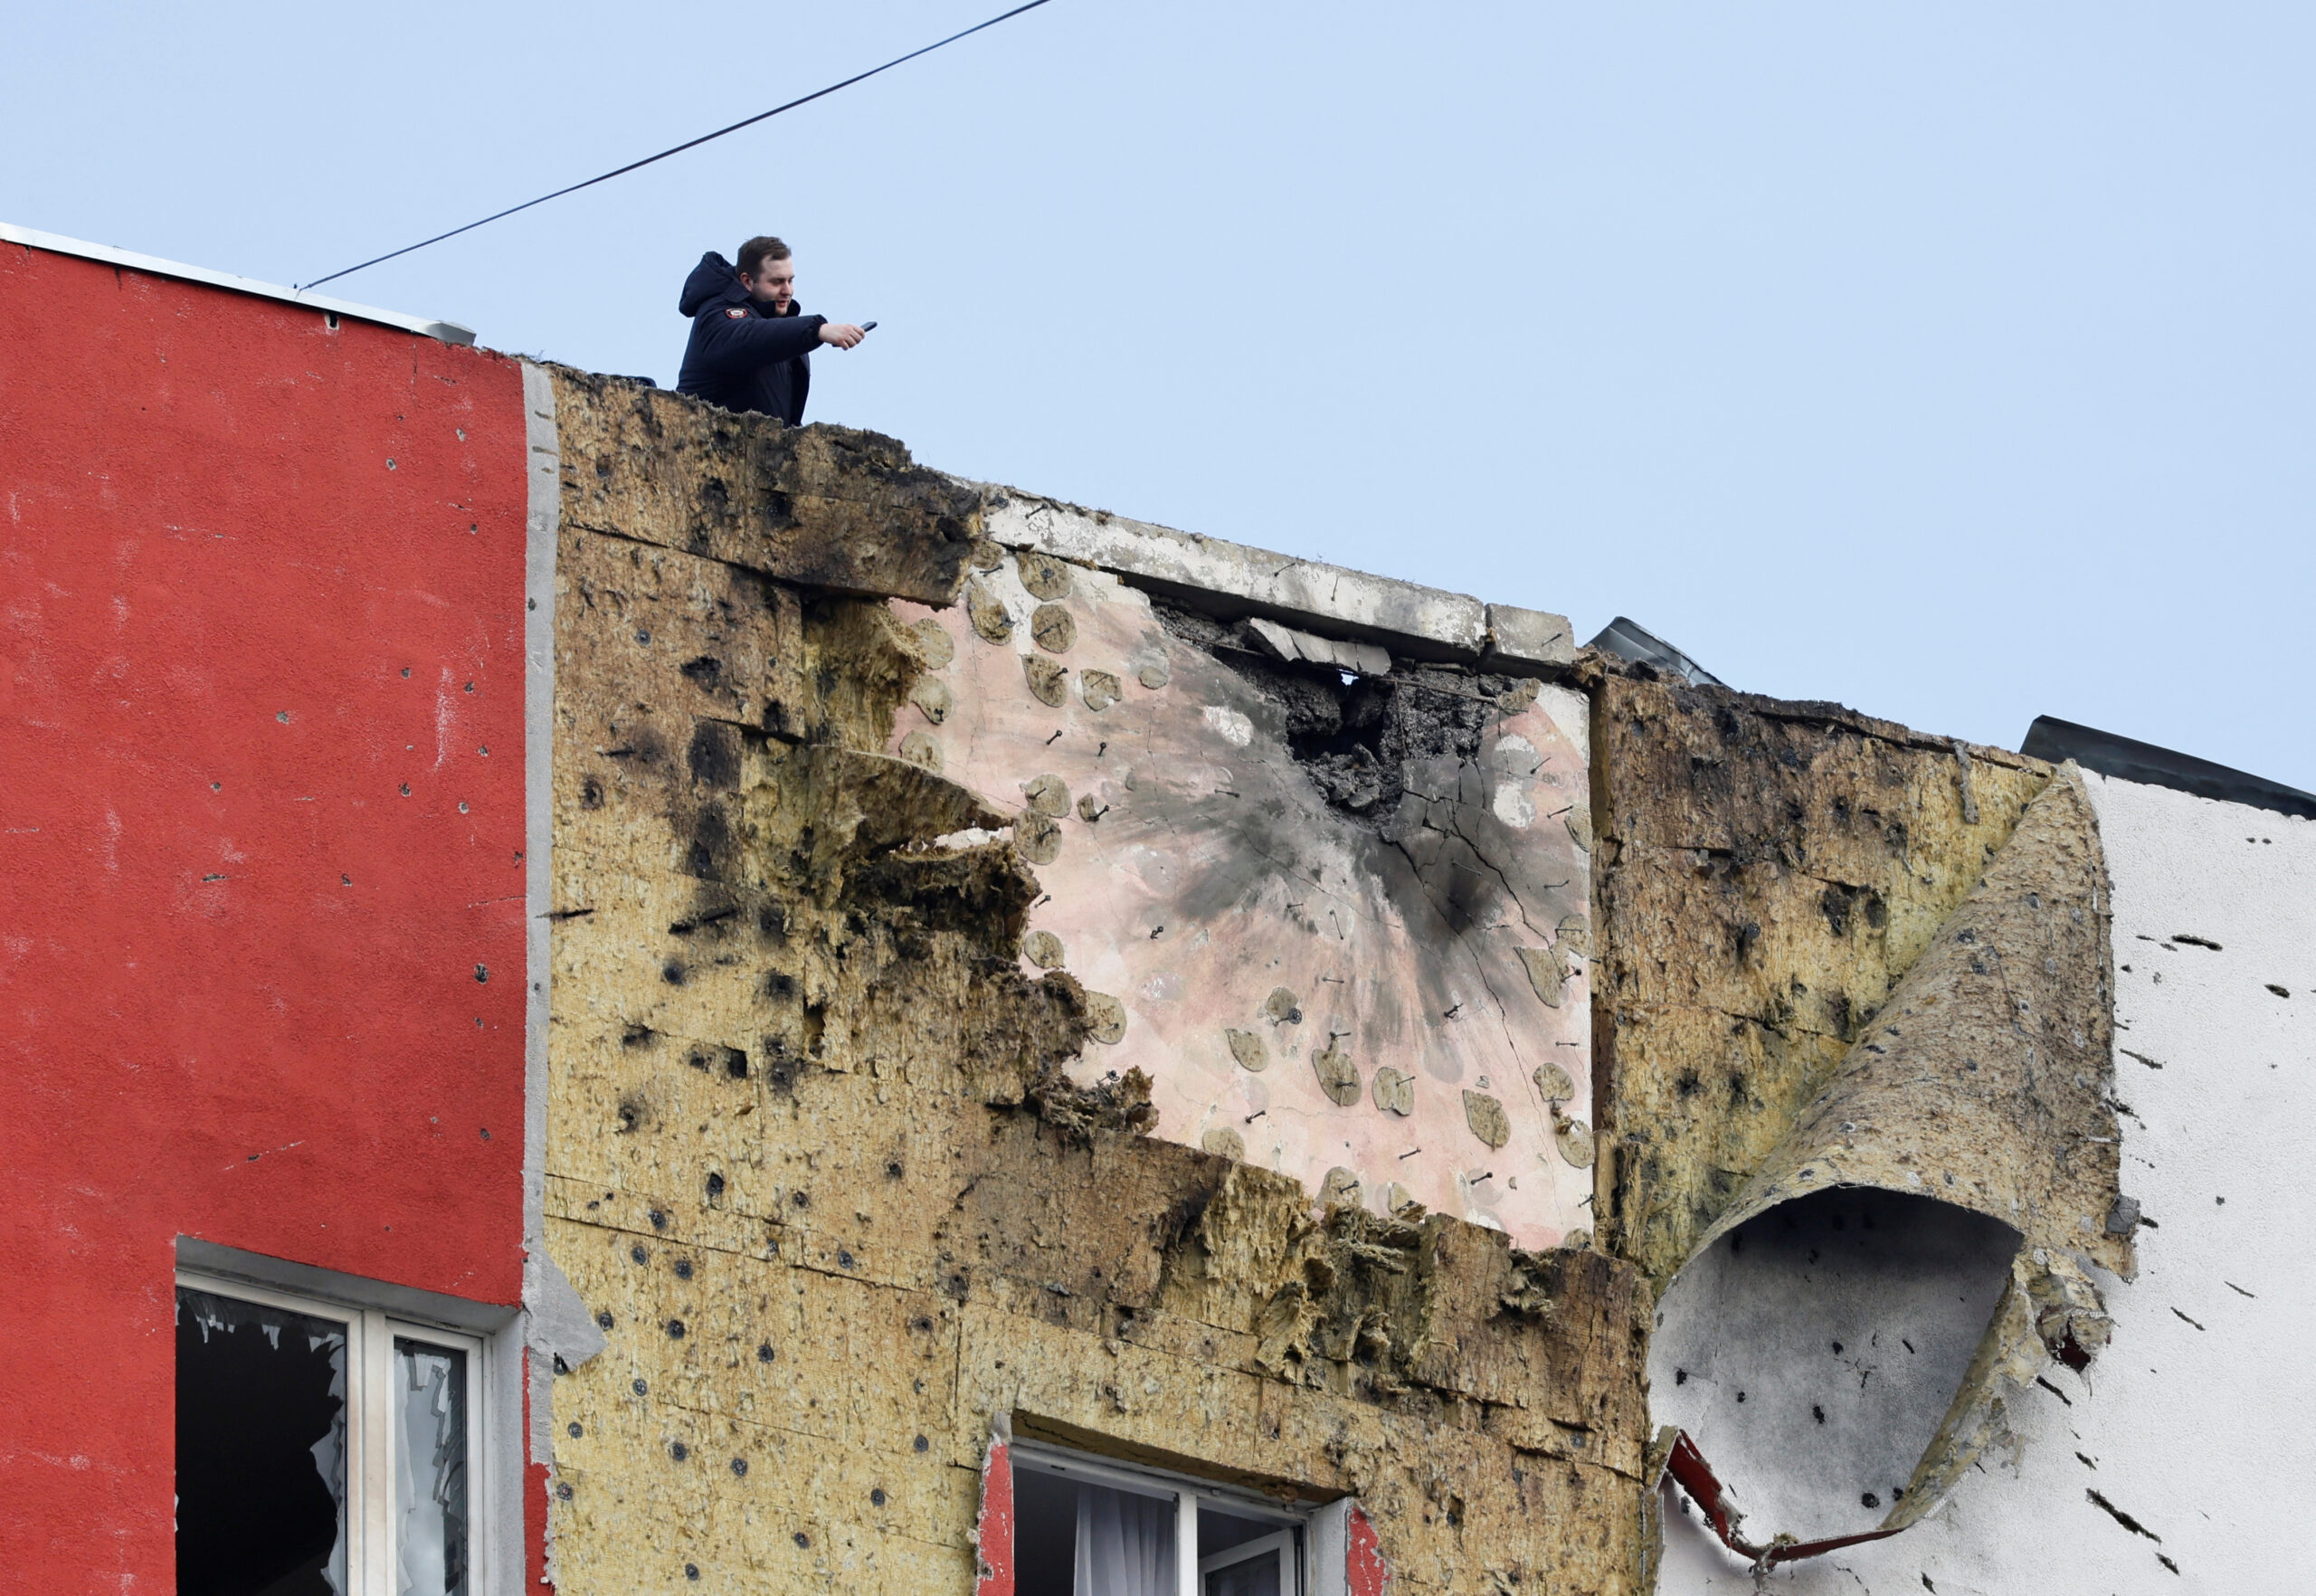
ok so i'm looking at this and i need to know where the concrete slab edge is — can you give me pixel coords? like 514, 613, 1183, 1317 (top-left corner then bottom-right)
974, 482, 1574, 676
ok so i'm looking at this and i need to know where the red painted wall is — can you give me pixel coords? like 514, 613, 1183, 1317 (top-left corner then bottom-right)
973, 1430, 1015, 1596
0, 242, 530, 1591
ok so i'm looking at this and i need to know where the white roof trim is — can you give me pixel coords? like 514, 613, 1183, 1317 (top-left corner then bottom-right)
0, 221, 477, 346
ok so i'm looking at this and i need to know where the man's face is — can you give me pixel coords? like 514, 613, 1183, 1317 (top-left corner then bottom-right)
740, 257, 795, 312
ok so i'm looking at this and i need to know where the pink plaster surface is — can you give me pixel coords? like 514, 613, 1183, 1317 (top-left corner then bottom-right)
892, 553, 1593, 1248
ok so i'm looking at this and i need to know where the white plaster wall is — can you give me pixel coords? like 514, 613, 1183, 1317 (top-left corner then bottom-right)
1658, 771, 2316, 1593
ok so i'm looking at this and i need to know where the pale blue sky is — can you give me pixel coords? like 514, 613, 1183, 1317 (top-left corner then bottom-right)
8, 3, 2311, 788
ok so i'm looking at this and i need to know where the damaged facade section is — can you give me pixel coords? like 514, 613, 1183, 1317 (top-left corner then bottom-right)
885, 544, 1597, 1250
538, 372, 1653, 1593
1585, 661, 2134, 1563
15, 231, 2295, 1596
1583, 664, 2061, 1287
529, 375, 2164, 1591
532, 379, 2172, 1589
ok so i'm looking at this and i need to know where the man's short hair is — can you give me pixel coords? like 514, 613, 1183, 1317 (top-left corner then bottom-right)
737, 236, 792, 280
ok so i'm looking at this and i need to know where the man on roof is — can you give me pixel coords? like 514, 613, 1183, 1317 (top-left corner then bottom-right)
676, 236, 868, 424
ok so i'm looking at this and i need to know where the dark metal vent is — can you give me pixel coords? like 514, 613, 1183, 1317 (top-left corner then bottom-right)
1585, 616, 1724, 687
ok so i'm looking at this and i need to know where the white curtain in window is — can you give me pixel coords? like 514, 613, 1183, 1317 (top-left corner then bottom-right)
1074, 1484, 1176, 1596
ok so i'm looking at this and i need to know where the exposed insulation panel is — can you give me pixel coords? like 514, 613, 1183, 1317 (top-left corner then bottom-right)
1649, 766, 2131, 1548
537, 382, 1654, 1593
1658, 771, 2315, 1591
1585, 664, 2055, 1286
1590, 661, 2131, 1561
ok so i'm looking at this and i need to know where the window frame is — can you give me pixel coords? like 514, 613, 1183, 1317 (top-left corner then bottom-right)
1007, 1438, 1312, 1596
176, 1267, 492, 1596
1200, 1525, 1296, 1594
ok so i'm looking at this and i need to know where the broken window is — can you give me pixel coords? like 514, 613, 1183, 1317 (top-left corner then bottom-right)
176, 1273, 484, 1596
392, 1339, 471, 1596
176, 1286, 349, 1596
1009, 1441, 1310, 1596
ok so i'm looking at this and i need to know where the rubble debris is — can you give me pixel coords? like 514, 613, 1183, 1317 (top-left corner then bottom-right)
1149, 596, 1529, 828
1029, 1063, 1159, 1143
1585, 616, 1723, 688
1247, 615, 1393, 678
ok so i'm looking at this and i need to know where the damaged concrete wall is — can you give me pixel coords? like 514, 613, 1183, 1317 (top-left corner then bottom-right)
14, 225, 2295, 1596
885, 547, 1597, 1249
1659, 773, 2314, 1592
535, 375, 1655, 1593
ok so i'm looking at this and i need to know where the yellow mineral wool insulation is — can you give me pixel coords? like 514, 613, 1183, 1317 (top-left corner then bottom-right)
540, 378, 1658, 1592
1581, 662, 2054, 1288
1647, 764, 2131, 1553
550, 367, 982, 605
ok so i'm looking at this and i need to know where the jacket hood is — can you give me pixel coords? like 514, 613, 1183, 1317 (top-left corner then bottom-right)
679, 252, 746, 318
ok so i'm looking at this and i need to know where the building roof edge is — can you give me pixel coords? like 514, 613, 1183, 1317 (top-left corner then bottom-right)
0, 220, 477, 346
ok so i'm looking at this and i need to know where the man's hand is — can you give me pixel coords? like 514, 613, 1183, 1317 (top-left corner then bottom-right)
818, 323, 868, 349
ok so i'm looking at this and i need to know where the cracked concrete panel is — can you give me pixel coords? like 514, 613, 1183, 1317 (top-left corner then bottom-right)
1584, 663, 2054, 1287
890, 550, 1595, 1248
1647, 765, 2131, 1553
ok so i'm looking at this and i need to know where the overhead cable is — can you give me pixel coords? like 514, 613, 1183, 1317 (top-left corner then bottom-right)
299, 0, 1057, 291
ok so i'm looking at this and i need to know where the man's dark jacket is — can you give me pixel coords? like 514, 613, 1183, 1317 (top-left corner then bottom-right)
676, 252, 826, 424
